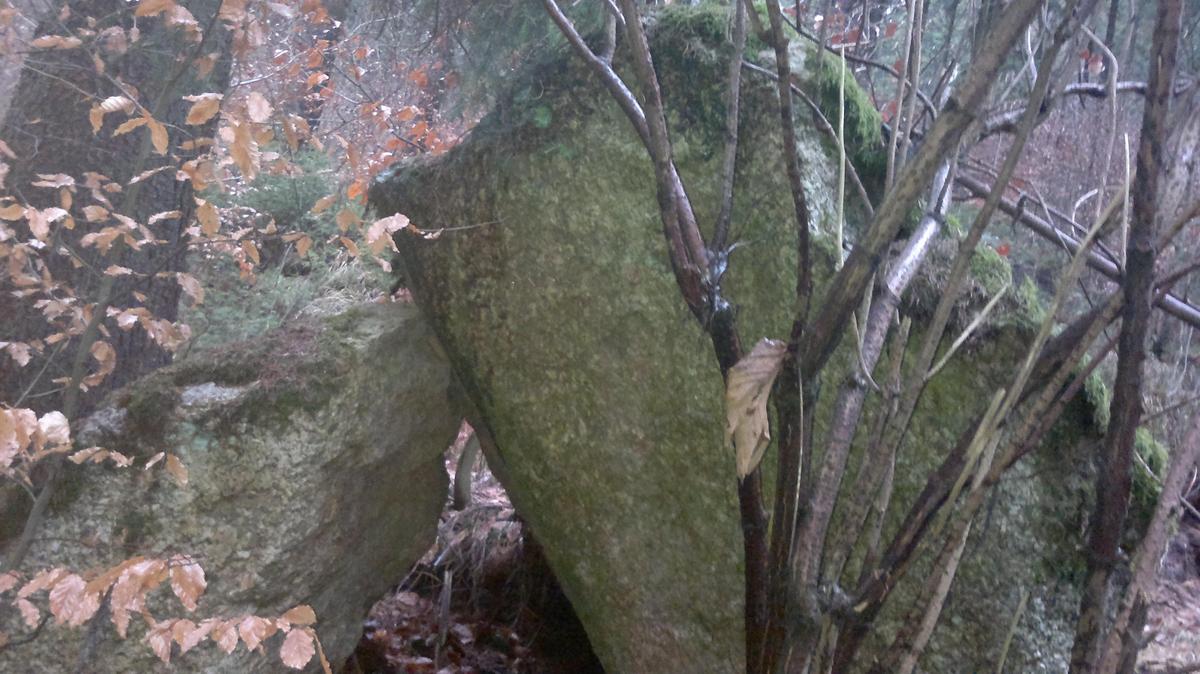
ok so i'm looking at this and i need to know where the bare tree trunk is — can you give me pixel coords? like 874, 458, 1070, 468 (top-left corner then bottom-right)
1068, 0, 1183, 670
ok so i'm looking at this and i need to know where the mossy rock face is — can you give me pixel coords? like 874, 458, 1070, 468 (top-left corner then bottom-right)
1, 303, 458, 672
371, 7, 1096, 672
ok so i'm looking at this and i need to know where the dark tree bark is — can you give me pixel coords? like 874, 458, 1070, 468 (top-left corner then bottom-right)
0, 0, 232, 414
1068, 0, 1183, 670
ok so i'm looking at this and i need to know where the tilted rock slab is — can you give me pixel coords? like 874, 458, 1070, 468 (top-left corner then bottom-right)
0, 303, 458, 672
371, 7, 1101, 673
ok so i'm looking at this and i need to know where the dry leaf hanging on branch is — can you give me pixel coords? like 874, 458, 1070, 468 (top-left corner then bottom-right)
725, 338, 787, 478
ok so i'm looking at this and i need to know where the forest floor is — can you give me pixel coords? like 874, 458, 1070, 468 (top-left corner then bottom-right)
343, 423, 1200, 674
345, 424, 604, 674
1140, 510, 1200, 674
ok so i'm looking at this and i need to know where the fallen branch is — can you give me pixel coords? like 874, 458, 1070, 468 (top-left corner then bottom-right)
955, 172, 1200, 329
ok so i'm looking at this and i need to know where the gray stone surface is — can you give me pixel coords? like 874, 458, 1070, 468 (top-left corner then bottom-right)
0, 302, 458, 672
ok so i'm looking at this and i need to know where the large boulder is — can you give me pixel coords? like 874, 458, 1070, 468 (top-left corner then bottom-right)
0, 302, 459, 672
370, 6, 1100, 673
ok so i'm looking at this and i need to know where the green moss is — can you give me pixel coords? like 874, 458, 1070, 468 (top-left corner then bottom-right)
651, 2, 732, 47
1132, 427, 1167, 514
969, 246, 1012, 296
1080, 374, 1163, 534
943, 212, 964, 235
1083, 373, 1111, 431
804, 44, 887, 197
1012, 275, 1048, 328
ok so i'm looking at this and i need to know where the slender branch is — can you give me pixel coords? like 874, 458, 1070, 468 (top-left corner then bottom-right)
713, 0, 748, 253
759, 0, 819, 668
542, 0, 708, 318
764, 0, 814, 321
541, 0, 649, 145
739, 61, 875, 215
617, 0, 711, 314
785, 17, 938, 120
979, 81, 1156, 137
895, 0, 925, 181
884, 0, 916, 191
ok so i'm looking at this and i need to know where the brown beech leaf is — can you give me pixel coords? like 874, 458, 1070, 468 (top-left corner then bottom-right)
311, 194, 336, 214
145, 115, 168, 155
84, 557, 145, 600
183, 93, 222, 125
165, 453, 188, 486
19, 567, 66, 599
281, 605, 316, 626
16, 598, 39, 629
238, 615, 275, 651
89, 96, 134, 133
85, 341, 116, 387
168, 555, 204, 610
48, 573, 100, 627
4, 342, 33, 368
0, 411, 16, 469
37, 411, 70, 447
83, 205, 109, 222
294, 234, 312, 257
245, 91, 273, 123
211, 619, 239, 654
178, 619, 214, 653
0, 202, 23, 220
0, 571, 19, 595
129, 165, 171, 185
280, 627, 315, 669
196, 199, 219, 236
145, 619, 175, 663
68, 447, 102, 464
32, 173, 73, 188
25, 208, 50, 241
0, 139, 15, 159
170, 618, 197, 649
725, 338, 787, 478
365, 215, 405, 255
112, 116, 147, 136
240, 239, 260, 265
334, 207, 359, 232
135, 0, 175, 17
177, 272, 204, 304
100, 96, 134, 114
30, 35, 82, 49
108, 558, 161, 637
230, 121, 259, 180
148, 210, 181, 224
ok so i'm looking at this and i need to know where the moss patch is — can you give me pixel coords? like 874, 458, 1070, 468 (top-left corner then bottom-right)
970, 246, 1013, 296
803, 44, 887, 197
